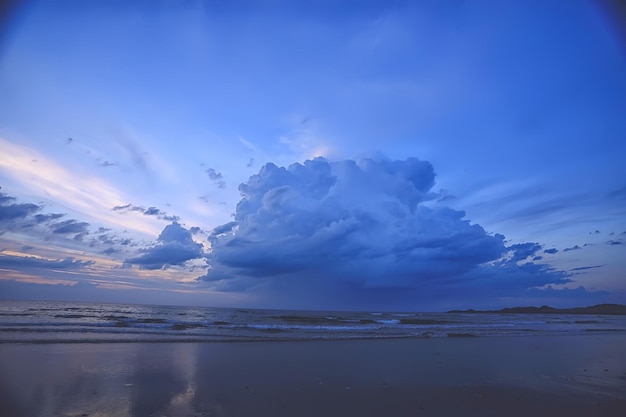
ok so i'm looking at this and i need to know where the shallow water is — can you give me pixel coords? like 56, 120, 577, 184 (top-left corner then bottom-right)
1, 300, 625, 343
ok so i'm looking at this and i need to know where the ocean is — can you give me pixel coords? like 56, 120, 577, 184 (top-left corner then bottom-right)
1, 300, 625, 343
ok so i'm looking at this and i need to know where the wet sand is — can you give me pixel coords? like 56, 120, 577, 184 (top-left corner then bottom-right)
1, 335, 625, 416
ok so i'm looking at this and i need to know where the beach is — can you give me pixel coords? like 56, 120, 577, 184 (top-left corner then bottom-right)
1, 335, 625, 417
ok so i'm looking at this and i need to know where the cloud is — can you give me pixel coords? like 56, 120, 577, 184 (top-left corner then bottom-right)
206, 168, 223, 181
51, 219, 90, 235
0, 254, 94, 269
570, 265, 603, 271
96, 159, 119, 167
607, 240, 623, 245
206, 168, 226, 189
507, 242, 542, 263
543, 248, 558, 254
200, 157, 571, 307
209, 221, 237, 237
563, 245, 582, 252
125, 222, 204, 270
0, 191, 107, 248
101, 247, 120, 255
0, 193, 41, 220
34, 213, 65, 223
113, 203, 179, 222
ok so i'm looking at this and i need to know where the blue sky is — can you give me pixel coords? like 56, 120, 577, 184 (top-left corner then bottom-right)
0, 0, 625, 310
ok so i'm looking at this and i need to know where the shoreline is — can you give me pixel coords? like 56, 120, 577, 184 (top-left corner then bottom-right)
1, 329, 625, 344
1, 335, 625, 416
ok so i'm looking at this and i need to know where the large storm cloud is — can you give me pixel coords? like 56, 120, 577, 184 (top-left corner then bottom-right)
199, 157, 571, 308
126, 222, 203, 270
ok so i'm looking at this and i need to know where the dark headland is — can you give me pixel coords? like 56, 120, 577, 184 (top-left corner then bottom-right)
448, 303, 626, 315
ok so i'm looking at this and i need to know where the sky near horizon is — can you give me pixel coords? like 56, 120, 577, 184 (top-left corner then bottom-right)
0, 0, 625, 311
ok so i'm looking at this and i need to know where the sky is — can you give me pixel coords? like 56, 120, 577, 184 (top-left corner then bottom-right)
0, 0, 625, 311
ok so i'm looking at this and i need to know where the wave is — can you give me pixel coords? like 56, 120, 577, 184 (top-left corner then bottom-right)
1, 300, 625, 344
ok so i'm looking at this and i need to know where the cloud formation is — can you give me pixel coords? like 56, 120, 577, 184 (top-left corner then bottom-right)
0, 254, 94, 269
201, 157, 572, 306
126, 222, 204, 270
0, 193, 40, 221
113, 203, 179, 221
206, 168, 226, 189
51, 219, 90, 235
0, 191, 65, 233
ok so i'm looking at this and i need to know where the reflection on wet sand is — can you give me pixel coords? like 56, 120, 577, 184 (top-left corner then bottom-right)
1, 336, 626, 417
0, 343, 202, 417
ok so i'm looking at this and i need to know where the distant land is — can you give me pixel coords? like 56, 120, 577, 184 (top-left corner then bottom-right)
448, 303, 626, 315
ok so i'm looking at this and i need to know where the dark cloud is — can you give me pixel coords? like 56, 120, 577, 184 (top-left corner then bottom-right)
0, 192, 41, 220
206, 168, 226, 189
0, 254, 94, 269
0, 193, 16, 205
34, 213, 65, 223
563, 245, 582, 252
113, 203, 142, 212
607, 240, 623, 245
88, 229, 139, 250
209, 221, 237, 237
96, 159, 119, 167
0, 192, 98, 244
200, 157, 570, 307
246, 158, 255, 168
126, 222, 204, 270
144, 207, 160, 216
113, 203, 179, 222
51, 219, 90, 235
507, 242, 542, 263
206, 168, 223, 180
570, 265, 603, 271
21, 245, 34, 252
543, 248, 558, 254
102, 247, 120, 255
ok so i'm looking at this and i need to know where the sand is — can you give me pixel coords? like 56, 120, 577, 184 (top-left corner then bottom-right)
1, 335, 625, 416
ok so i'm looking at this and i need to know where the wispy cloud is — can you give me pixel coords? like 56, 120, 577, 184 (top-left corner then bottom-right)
0, 137, 162, 236
570, 265, 603, 271
112, 203, 179, 222
0, 253, 94, 269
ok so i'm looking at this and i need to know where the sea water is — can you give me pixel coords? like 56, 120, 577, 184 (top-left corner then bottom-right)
1, 300, 625, 343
